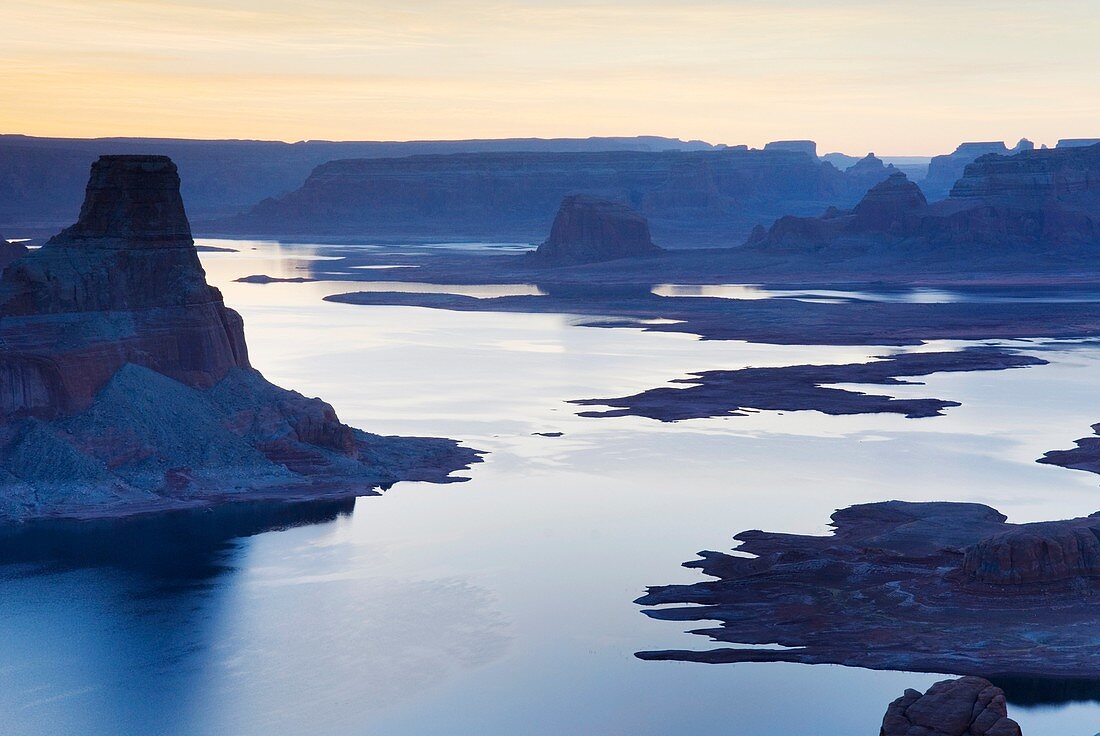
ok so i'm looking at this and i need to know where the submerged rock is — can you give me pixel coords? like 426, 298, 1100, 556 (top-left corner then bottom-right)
532, 195, 663, 264
0, 155, 479, 521
881, 677, 1022, 736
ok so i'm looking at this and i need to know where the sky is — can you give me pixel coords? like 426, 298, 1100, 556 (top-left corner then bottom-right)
2, 0, 1098, 155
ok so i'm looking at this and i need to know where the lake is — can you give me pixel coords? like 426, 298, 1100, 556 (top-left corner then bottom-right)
3, 240, 1100, 734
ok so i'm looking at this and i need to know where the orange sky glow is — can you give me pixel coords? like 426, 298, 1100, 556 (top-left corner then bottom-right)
2, 0, 1098, 155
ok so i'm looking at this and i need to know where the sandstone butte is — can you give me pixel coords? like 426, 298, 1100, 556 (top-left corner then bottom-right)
0, 155, 479, 521
531, 195, 664, 264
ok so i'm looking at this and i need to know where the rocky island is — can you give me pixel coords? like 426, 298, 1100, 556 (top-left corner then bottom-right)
530, 195, 663, 264
0, 155, 479, 521
636, 499, 1100, 678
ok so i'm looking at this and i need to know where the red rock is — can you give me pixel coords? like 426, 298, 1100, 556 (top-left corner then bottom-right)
881, 677, 1022, 736
533, 195, 663, 264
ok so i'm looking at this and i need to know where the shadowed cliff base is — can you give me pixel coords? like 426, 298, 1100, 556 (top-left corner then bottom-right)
0, 156, 480, 522
635, 500, 1100, 680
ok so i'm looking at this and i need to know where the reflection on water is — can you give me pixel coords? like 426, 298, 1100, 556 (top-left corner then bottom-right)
307, 280, 546, 298
992, 677, 1100, 708
0, 499, 354, 579
654, 283, 1100, 304
6, 240, 1100, 734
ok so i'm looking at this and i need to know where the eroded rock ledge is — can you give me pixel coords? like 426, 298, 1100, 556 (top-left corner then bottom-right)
573, 347, 1045, 421
636, 500, 1100, 678
0, 155, 479, 521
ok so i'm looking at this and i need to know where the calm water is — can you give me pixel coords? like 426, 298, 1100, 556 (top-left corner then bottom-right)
654, 282, 1100, 304
4, 241, 1100, 734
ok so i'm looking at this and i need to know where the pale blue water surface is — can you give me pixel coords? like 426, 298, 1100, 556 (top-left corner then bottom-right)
3, 241, 1100, 735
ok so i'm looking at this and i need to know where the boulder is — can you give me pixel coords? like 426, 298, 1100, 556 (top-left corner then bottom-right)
532, 195, 663, 264
881, 677, 1022, 736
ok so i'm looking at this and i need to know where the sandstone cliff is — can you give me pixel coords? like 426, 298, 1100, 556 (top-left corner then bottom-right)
532, 195, 663, 264
222, 148, 894, 247
922, 139, 1033, 200
0, 155, 478, 520
745, 143, 1100, 261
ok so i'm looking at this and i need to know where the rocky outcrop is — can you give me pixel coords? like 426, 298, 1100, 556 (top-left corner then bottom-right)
635, 499, 1100, 677
881, 678, 1022, 736
746, 172, 929, 250
745, 143, 1100, 260
0, 155, 478, 521
531, 195, 663, 264
764, 140, 818, 157
922, 140, 1033, 200
222, 148, 894, 247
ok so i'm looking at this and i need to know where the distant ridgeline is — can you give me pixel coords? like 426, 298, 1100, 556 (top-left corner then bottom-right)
0, 134, 717, 233
221, 147, 897, 247
746, 142, 1100, 262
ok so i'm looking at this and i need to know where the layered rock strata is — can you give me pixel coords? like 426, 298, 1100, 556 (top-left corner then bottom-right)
531, 195, 663, 264
746, 143, 1100, 258
0, 155, 478, 520
635, 500, 1100, 677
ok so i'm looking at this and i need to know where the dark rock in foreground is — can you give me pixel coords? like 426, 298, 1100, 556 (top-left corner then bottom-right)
531, 195, 663, 264
635, 500, 1100, 678
572, 347, 1045, 421
0, 155, 479, 521
881, 677, 1022, 736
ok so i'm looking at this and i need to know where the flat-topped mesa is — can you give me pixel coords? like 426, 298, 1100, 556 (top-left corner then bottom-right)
949, 142, 1100, 203
921, 139, 1033, 200
961, 519, 1100, 586
532, 195, 664, 264
880, 678, 1022, 736
0, 155, 478, 520
764, 140, 817, 158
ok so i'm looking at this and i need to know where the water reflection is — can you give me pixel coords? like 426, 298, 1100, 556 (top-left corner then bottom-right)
992, 677, 1100, 707
654, 283, 1100, 304
0, 499, 355, 580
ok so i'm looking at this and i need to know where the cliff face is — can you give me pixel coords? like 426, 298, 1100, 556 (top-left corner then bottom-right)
533, 195, 663, 264
922, 139, 1033, 201
223, 148, 893, 247
746, 144, 1100, 259
0, 156, 477, 520
0, 236, 26, 269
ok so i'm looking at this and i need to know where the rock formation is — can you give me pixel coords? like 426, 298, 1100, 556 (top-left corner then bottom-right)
635, 499, 1100, 677
572, 348, 1044, 421
881, 678, 1022, 736
222, 148, 893, 247
764, 140, 818, 158
922, 139, 1033, 200
0, 155, 478, 521
745, 143, 1100, 261
531, 195, 663, 264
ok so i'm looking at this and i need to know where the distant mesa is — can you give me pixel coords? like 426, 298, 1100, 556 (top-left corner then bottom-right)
531, 195, 664, 265
921, 138, 1033, 200
220, 147, 891, 247
235, 274, 316, 284
746, 142, 1100, 259
881, 677, 1022, 736
763, 140, 818, 158
0, 155, 478, 521
1057, 138, 1100, 148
